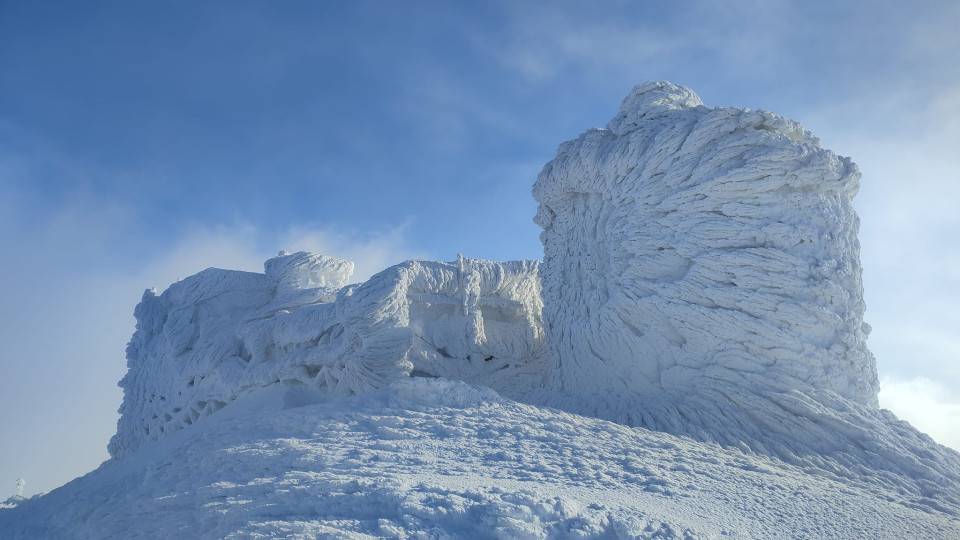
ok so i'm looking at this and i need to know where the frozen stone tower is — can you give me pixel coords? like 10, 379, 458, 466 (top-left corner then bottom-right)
533, 82, 879, 423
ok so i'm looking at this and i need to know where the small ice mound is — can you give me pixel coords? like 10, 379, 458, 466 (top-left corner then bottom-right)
265, 251, 354, 292
606, 81, 704, 135
386, 378, 504, 411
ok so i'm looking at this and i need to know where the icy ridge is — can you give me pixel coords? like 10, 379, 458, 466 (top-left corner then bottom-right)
109, 252, 545, 458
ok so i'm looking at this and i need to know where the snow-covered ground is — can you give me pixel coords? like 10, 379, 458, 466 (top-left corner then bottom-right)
2, 379, 957, 539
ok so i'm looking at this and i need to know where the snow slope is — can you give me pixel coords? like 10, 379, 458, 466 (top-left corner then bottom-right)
2, 379, 958, 539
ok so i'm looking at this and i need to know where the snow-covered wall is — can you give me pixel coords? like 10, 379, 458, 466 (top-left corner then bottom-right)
109, 252, 544, 458
106, 83, 960, 507
525, 83, 960, 500
534, 81, 877, 406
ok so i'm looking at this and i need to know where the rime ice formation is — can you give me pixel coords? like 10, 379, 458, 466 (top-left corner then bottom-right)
528, 83, 960, 497
109, 252, 544, 458
534, 81, 876, 406
93, 82, 960, 525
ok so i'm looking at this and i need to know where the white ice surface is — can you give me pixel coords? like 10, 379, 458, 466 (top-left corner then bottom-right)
2, 379, 957, 539
525, 83, 960, 495
534, 81, 875, 405
110, 252, 545, 458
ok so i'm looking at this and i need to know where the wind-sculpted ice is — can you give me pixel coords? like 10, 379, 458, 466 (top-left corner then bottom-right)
104, 82, 960, 510
109, 252, 545, 458
530, 82, 960, 493
534, 81, 876, 405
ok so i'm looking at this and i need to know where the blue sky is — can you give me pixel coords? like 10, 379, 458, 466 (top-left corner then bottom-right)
2, 0, 959, 496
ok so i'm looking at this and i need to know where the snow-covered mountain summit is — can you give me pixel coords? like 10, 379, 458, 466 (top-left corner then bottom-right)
5, 378, 959, 538
2, 83, 958, 538
529, 82, 955, 494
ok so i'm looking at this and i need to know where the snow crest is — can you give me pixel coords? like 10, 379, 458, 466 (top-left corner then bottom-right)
109, 252, 544, 458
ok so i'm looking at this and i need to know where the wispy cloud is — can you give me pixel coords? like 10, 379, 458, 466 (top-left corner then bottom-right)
486, 3, 680, 84
486, 0, 800, 88
879, 377, 960, 450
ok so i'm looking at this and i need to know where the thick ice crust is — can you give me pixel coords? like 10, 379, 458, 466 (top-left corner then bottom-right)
534, 81, 876, 406
109, 252, 544, 458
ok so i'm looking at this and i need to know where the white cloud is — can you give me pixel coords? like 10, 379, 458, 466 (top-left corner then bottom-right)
488, 0, 797, 86
879, 377, 960, 451
488, 4, 677, 84
119, 221, 429, 294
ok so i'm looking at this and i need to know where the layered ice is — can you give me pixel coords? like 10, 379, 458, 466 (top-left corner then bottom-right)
529, 82, 960, 497
5, 378, 958, 538
109, 252, 544, 458
534, 81, 876, 405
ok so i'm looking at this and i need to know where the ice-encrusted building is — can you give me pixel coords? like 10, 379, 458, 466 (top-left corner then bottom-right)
109, 82, 960, 506
110, 252, 545, 458
535, 81, 877, 407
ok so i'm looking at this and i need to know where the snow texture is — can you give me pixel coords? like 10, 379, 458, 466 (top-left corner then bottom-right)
534, 81, 876, 405
109, 252, 544, 459
527, 83, 959, 495
4, 379, 958, 539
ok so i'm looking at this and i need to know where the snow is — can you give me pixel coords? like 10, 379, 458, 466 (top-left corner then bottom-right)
528, 81, 946, 488
535, 81, 875, 406
110, 252, 545, 459
3, 379, 958, 538
3, 82, 959, 538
